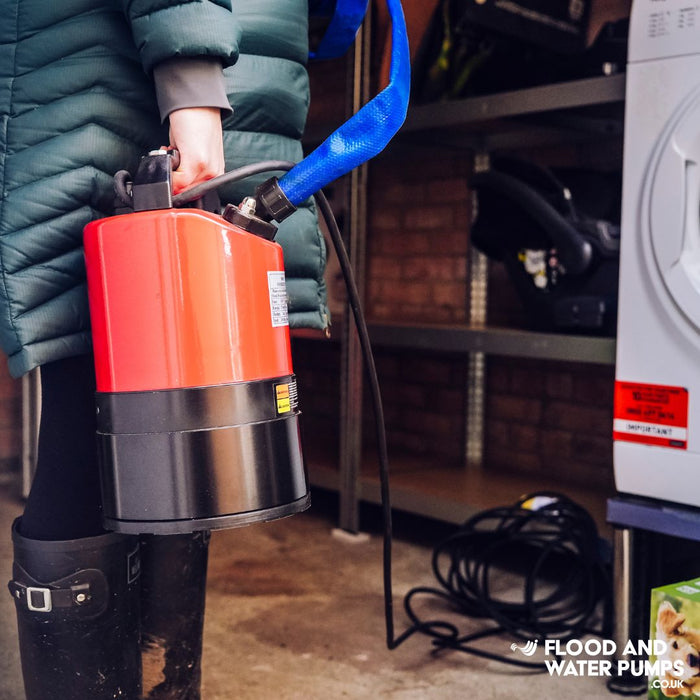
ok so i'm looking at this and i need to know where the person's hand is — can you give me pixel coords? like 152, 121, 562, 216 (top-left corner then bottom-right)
167, 107, 225, 194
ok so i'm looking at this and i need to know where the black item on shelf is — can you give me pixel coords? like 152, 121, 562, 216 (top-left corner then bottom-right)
461, 0, 592, 54
470, 157, 621, 336
411, 0, 628, 103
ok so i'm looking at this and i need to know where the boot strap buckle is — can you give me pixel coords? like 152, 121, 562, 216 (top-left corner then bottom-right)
25, 586, 52, 612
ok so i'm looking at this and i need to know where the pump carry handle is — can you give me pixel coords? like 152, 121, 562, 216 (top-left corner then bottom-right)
256, 0, 410, 221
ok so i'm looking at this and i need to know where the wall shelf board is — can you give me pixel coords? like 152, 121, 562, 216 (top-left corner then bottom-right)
403, 74, 626, 133
366, 322, 616, 365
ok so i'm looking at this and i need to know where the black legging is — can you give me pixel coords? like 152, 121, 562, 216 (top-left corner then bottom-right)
20, 355, 105, 541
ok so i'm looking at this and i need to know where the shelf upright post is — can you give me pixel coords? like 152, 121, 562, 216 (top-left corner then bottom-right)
338, 14, 372, 533
465, 151, 490, 468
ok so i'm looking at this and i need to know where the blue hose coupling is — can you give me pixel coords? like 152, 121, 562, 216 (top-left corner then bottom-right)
255, 177, 298, 223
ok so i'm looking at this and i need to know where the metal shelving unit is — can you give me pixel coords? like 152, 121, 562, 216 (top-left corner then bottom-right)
303, 71, 626, 532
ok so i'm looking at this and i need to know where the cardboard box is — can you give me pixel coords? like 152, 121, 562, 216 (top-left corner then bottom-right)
649, 579, 700, 699
460, 0, 591, 54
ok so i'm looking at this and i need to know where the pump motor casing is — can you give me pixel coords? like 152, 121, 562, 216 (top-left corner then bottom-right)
84, 208, 309, 535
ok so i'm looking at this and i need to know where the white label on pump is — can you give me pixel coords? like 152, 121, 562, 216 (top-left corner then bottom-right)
267, 271, 289, 327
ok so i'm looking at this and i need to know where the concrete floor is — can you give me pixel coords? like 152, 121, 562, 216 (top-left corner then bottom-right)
0, 483, 623, 699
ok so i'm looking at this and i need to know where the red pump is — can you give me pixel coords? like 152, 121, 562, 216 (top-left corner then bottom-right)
83, 152, 309, 534
86, 208, 293, 393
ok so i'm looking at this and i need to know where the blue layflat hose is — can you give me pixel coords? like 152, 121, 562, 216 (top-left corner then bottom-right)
278, 0, 410, 206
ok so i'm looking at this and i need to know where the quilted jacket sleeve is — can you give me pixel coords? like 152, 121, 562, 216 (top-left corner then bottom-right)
122, 0, 240, 74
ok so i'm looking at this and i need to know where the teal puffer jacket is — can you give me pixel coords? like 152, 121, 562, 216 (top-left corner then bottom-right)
0, 0, 328, 378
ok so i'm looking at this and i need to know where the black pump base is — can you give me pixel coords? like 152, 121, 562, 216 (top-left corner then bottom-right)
97, 377, 309, 536
105, 493, 311, 535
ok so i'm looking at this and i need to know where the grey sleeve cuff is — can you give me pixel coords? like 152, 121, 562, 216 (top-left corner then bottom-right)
153, 57, 232, 123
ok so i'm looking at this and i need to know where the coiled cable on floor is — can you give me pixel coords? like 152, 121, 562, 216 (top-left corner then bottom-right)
399, 493, 612, 668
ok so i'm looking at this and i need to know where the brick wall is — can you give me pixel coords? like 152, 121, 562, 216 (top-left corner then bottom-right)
369, 348, 468, 465
367, 147, 471, 325
486, 358, 615, 491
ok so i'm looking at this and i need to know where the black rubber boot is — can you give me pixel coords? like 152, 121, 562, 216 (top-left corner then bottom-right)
140, 531, 210, 700
7, 518, 142, 699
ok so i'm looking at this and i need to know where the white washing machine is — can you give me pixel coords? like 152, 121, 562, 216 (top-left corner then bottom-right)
614, 0, 700, 506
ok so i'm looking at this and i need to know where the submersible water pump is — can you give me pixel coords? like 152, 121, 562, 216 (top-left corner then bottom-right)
84, 151, 308, 535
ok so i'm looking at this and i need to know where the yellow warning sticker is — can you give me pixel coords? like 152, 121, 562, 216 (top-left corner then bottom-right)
275, 384, 291, 414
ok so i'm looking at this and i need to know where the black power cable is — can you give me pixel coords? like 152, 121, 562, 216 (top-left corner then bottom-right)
116, 162, 612, 667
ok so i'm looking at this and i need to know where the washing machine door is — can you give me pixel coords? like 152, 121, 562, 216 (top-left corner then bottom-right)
647, 85, 700, 333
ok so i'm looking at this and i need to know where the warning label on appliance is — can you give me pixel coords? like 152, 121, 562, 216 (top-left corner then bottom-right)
274, 380, 298, 416
267, 271, 289, 327
613, 382, 689, 449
